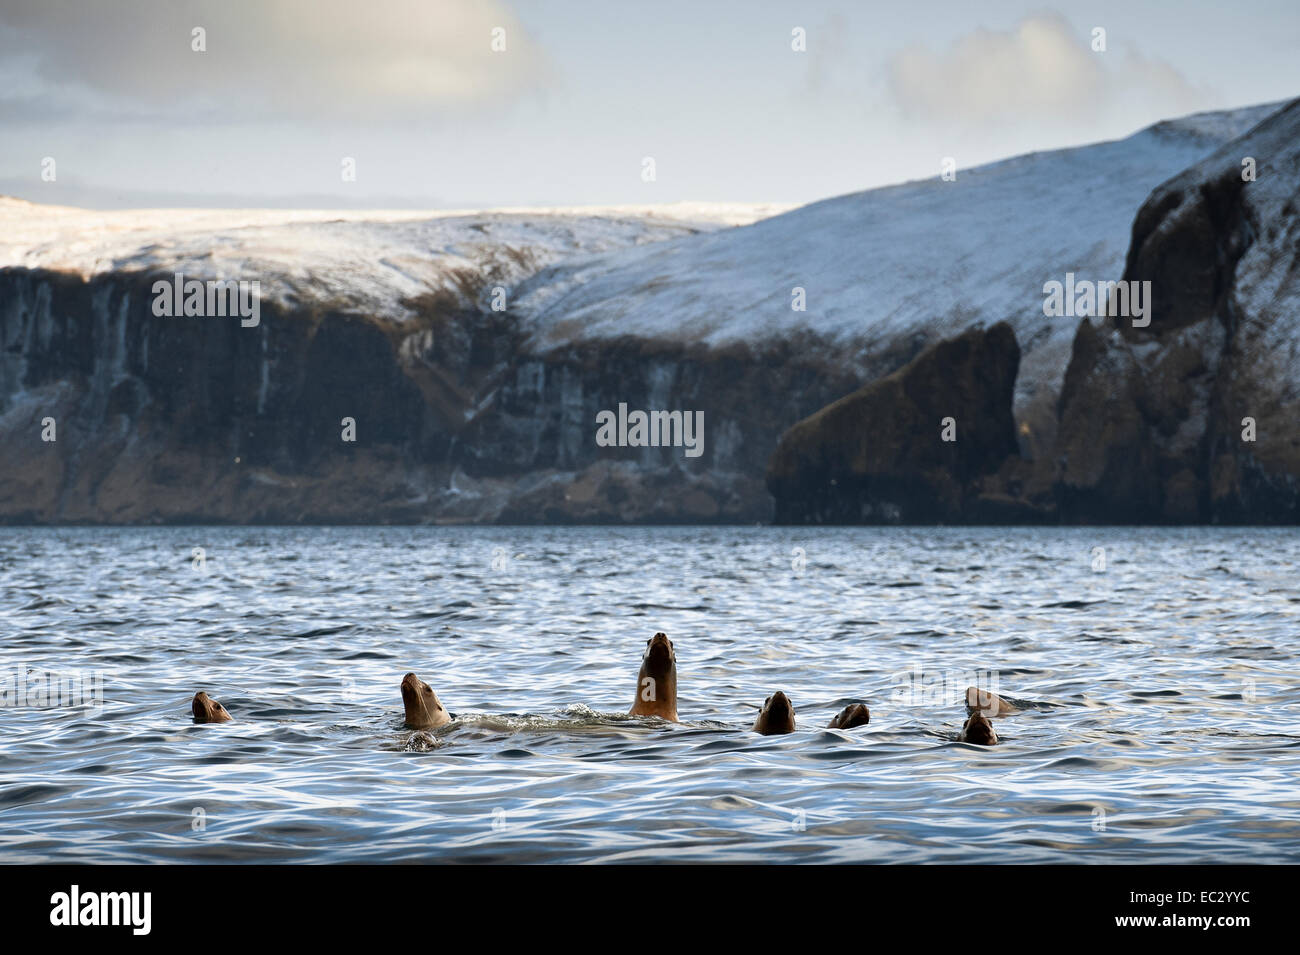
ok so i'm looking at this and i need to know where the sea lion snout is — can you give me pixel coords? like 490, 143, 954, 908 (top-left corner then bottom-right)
828, 702, 870, 729
767, 691, 793, 719
753, 690, 796, 735
960, 712, 998, 746
642, 632, 675, 674
191, 691, 232, 724
401, 671, 450, 730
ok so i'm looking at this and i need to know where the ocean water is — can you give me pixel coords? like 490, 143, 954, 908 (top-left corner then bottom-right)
1, 525, 1297, 864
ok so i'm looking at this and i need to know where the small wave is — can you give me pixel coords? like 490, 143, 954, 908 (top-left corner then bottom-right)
289, 625, 354, 639
19, 596, 69, 610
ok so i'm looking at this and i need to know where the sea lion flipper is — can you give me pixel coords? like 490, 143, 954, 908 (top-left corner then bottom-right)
964, 686, 1017, 717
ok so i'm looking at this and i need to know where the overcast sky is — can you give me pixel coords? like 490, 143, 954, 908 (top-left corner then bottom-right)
2, 0, 1298, 209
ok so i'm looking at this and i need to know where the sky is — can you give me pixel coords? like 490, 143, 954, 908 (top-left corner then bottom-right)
1, 0, 1298, 209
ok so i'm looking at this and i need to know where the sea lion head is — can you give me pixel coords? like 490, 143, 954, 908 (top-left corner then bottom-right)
753, 690, 795, 735
828, 702, 870, 730
629, 632, 678, 721
960, 712, 998, 745
401, 672, 451, 730
191, 691, 232, 724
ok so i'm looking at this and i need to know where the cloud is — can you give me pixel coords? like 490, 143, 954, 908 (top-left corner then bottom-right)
0, 0, 551, 123
886, 13, 1204, 127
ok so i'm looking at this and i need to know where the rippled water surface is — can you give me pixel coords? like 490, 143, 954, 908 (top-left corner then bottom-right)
1, 526, 1298, 863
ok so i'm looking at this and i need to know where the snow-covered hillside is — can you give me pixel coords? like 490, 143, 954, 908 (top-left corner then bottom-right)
513, 103, 1284, 413
0, 199, 789, 319
1, 102, 1278, 418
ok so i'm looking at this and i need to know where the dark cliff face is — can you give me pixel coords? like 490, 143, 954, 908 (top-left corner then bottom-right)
767, 100, 1300, 527
4, 100, 1298, 527
766, 323, 1022, 524
0, 268, 862, 523
0, 269, 447, 522
1054, 99, 1300, 523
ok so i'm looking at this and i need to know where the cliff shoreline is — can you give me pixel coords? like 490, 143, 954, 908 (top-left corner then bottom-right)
4, 101, 1298, 526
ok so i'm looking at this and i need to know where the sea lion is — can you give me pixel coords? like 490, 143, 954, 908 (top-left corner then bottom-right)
191, 691, 232, 723
752, 691, 796, 735
959, 712, 998, 745
401, 672, 451, 730
629, 632, 678, 721
828, 702, 870, 729
965, 686, 1017, 717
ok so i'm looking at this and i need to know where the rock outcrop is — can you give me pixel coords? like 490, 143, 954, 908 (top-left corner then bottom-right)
769, 98, 1300, 526
1054, 98, 1300, 523
766, 323, 1022, 523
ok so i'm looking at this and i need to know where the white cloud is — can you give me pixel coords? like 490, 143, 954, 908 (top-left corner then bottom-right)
0, 0, 551, 122
886, 13, 1205, 127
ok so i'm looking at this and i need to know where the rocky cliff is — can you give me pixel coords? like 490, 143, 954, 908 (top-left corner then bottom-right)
767, 323, 1021, 523
1, 100, 1295, 525
1053, 99, 1300, 523
768, 98, 1300, 525
0, 252, 856, 524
